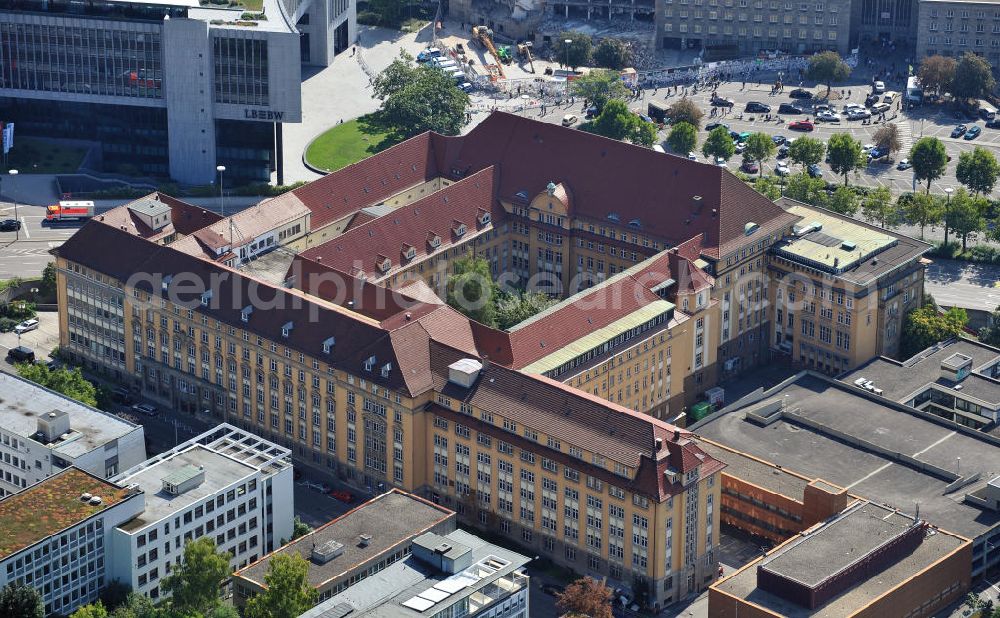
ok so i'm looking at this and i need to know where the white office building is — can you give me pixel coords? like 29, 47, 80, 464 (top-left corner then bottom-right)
108, 423, 293, 601
0, 373, 147, 498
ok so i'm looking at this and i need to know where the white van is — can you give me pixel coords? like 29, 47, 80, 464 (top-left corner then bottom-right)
433, 58, 458, 70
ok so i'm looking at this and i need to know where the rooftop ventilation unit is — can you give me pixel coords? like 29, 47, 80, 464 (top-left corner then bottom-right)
448, 359, 483, 388
358, 534, 372, 547
311, 540, 344, 565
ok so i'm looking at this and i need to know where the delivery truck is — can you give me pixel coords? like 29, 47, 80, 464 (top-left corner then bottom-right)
45, 200, 95, 223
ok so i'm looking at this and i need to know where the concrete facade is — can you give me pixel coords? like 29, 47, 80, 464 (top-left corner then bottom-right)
915, 0, 1000, 69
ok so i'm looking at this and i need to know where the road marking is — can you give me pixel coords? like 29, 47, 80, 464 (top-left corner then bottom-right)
912, 431, 956, 457
845, 462, 893, 490
20, 217, 29, 239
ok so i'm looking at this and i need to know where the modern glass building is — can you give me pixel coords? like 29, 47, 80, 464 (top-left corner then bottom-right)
0, 0, 354, 183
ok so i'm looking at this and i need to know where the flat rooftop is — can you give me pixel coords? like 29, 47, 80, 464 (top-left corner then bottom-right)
714, 501, 967, 617
0, 468, 136, 560
300, 528, 530, 618
115, 445, 256, 533
843, 338, 1000, 404
235, 490, 454, 589
696, 439, 811, 498
773, 199, 929, 285
692, 373, 1000, 541
0, 373, 139, 459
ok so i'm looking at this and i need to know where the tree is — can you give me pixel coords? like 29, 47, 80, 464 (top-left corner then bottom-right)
593, 38, 632, 70
71, 602, 110, 618
291, 515, 312, 540
751, 176, 782, 200
950, 52, 996, 102
377, 64, 469, 139
826, 133, 864, 185
901, 304, 968, 359
806, 51, 851, 97
873, 123, 902, 161
446, 255, 497, 326
587, 99, 655, 147
569, 69, 628, 112
161, 537, 232, 616
910, 137, 948, 194
860, 186, 898, 229
702, 126, 736, 161
946, 188, 986, 251
494, 290, 557, 330
956, 146, 1000, 195
667, 97, 704, 129
0, 583, 43, 618
555, 577, 613, 618
40, 262, 57, 298
743, 132, 777, 177
980, 306, 1000, 348
788, 136, 825, 169
556, 33, 592, 70
372, 51, 416, 100
108, 593, 157, 618
366, 0, 408, 27
826, 185, 860, 216
918, 55, 957, 95
17, 364, 98, 407
667, 122, 698, 155
243, 554, 318, 618
900, 192, 944, 239
784, 172, 828, 205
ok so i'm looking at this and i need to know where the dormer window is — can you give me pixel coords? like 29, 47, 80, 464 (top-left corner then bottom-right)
363, 355, 376, 371
162, 274, 173, 291
453, 221, 466, 237
427, 233, 441, 249
380, 362, 392, 378
241, 305, 253, 322
281, 321, 293, 338
477, 209, 491, 225
322, 336, 335, 354
200, 290, 212, 307
402, 244, 416, 260
376, 255, 391, 273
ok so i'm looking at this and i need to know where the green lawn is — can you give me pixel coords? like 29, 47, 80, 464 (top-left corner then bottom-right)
304, 117, 394, 173
6, 138, 86, 174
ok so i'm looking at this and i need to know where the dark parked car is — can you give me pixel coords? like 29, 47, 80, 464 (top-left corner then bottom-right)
964, 125, 982, 140
740, 160, 760, 174
6, 346, 35, 364
711, 94, 735, 108
865, 93, 881, 107
778, 103, 804, 114
951, 124, 967, 138
0, 219, 20, 232
771, 135, 787, 145
807, 164, 823, 178
705, 122, 729, 132
789, 88, 813, 99
744, 101, 771, 113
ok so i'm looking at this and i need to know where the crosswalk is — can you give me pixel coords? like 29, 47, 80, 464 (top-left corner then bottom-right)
897, 118, 914, 154
0, 246, 54, 257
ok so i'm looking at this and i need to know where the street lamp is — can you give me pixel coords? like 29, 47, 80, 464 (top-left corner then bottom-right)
563, 39, 572, 70
216, 165, 226, 217
943, 187, 953, 247
8, 169, 18, 242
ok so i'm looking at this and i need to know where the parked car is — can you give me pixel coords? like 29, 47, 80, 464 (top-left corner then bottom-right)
132, 403, 158, 417
0, 219, 20, 232
736, 131, 752, 142
14, 319, 38, 334
715, 156, 728, 167
777, 145, 790, 158
561, 114, 578, 127
6, 346, 35, 364
789, 120, 815, 131
112, 386, 133, 403
964, 125, 982, 140
705, 122, 729, 132
584, 105, 598, 119
458, 82, 474, 93
771, 135, 787, 145
416, 47, 442, 63
328, 490, 354, 503
744, 101, 771, 113
778, 103, 804, 114
687, 152, 698, 160
775, 163, 791, 176
951, 124, 967, 138
789, 88, 813, 99
816, 110, 841, 123
735, 142, 746, 154
807, 163, 823, 178
846, 109, 871, 120
740, 160, 760, 174
874, 80, 886, 93
865, 93, 881, 107
868, 146, 886, 160
870, 102, 891, 114
987, 118, 1000, 129
711, 94, 735, 108
897, 159, 912, 170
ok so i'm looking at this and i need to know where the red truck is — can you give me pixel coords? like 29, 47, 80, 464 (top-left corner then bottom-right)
45, 200, 95, 223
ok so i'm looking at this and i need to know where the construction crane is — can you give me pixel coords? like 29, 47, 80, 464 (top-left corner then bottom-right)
517, 42, 535, 73
471, 25, 505, 79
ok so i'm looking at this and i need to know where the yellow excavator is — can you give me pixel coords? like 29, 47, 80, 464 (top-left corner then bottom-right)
517, 42, 535, 73
472, 25, 505, 79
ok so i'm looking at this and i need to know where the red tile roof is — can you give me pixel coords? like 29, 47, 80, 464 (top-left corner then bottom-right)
299, 167, 499, 279
93, 193, 222, 243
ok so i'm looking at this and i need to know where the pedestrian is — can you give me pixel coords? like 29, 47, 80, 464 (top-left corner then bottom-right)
351, 46, 355, 56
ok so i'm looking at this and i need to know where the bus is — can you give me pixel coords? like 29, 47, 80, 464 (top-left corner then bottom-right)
906, 76, 923, 106
647, 101, 669, 123
978, 99, 997, 122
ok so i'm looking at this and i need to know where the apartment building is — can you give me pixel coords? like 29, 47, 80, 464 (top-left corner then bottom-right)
844, 337, 1000, 431
0, 468, 145, 617
0, 373, 147, 497
656, 0, 852, 58
767, 198, 928, 375
108, 424, 293, 602
916, 0, 1000, 74
709, 500, 971, 617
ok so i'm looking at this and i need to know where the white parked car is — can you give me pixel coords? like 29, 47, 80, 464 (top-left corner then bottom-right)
687, 152, 698, 160
846, 109, 871, 120
816, 110, 841, 123
775, 163, 791, 176
874, 81, 886, 93
14, 319, 38, 334
715, 156, 728, 167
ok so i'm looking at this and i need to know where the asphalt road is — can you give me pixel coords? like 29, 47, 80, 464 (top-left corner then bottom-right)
924, 257, 1000, 312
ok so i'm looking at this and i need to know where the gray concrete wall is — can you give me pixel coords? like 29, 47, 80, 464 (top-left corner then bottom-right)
164, 18, 218, 184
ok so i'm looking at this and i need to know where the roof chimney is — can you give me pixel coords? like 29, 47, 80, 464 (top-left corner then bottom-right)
673, 429, 681, 441
655, 437, 663, 451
